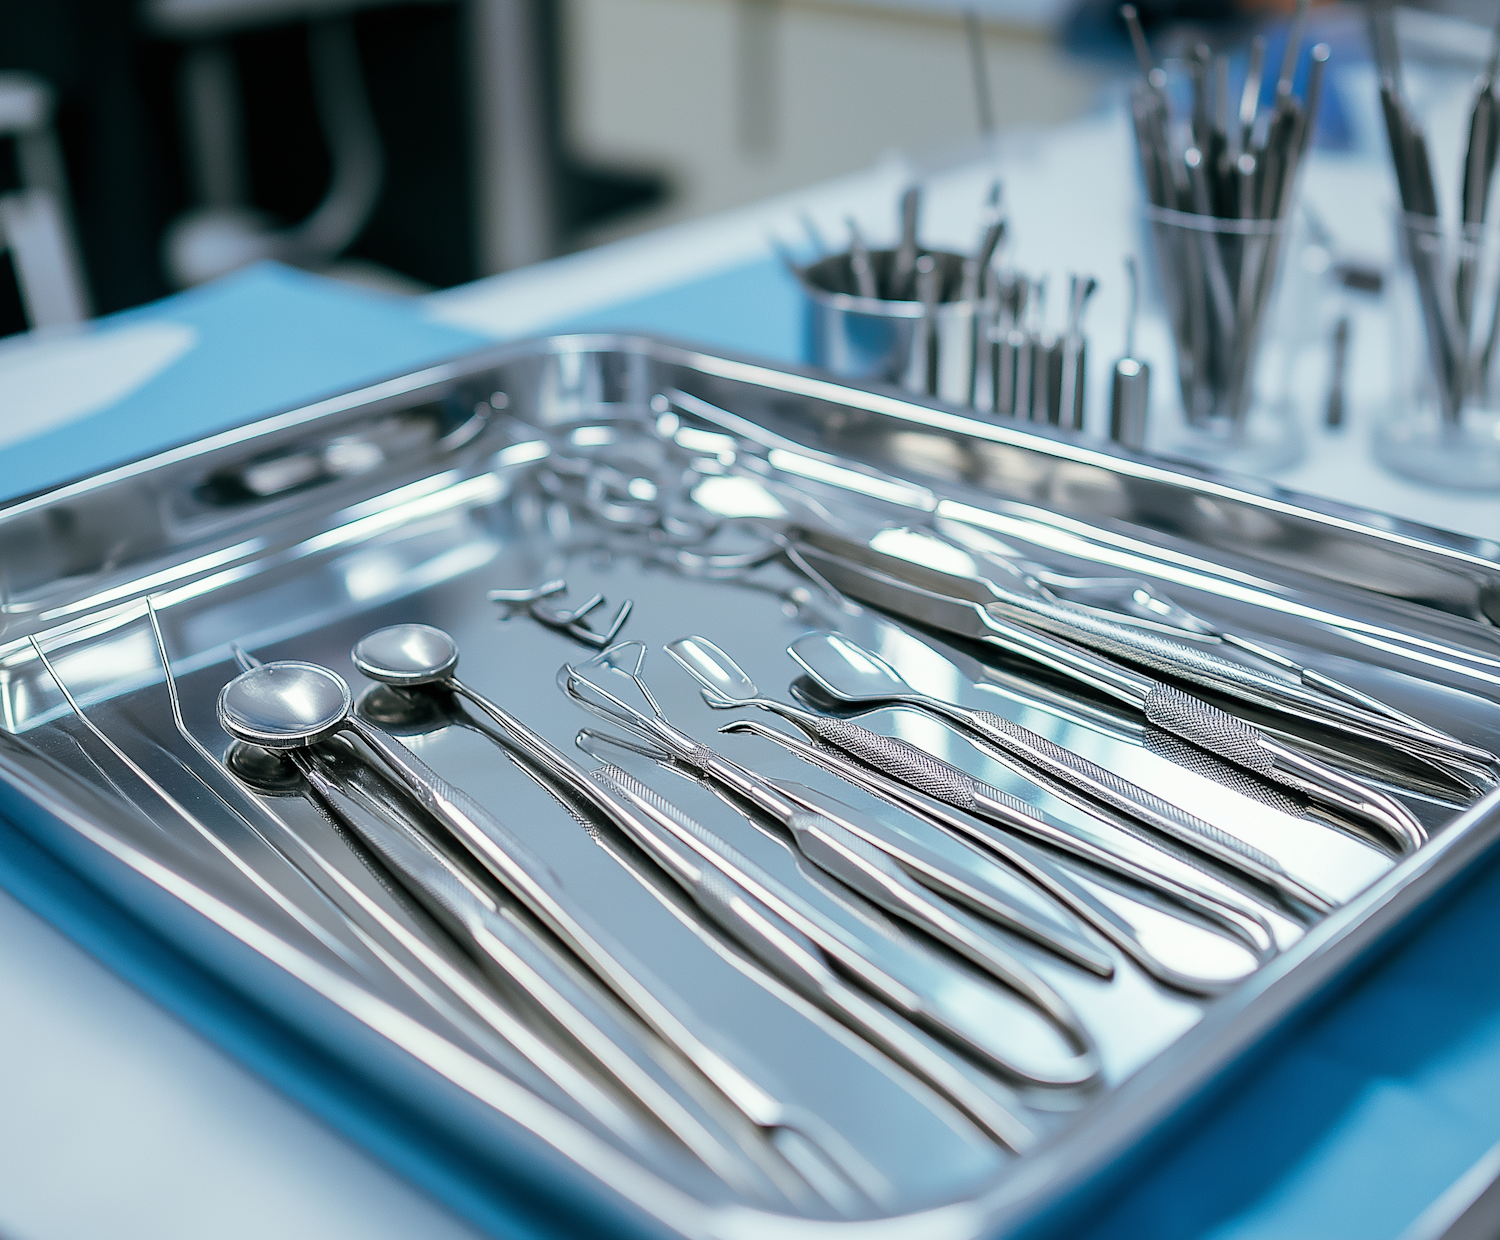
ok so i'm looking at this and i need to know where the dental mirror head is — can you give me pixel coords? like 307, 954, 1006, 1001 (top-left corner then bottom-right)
353, 623, 458, 688
218, 661, 352, 750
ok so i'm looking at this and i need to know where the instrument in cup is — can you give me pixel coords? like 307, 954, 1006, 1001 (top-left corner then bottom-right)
789, 184, 1097, 426
1122, 2, 1327, 430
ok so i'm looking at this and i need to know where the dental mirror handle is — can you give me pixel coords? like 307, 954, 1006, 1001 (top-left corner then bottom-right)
299, 752, 757, 1183
342, 714, 739, 1064
345, 713, 560, 883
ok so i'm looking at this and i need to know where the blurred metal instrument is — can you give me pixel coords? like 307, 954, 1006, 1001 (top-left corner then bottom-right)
962, 183, 1006, 303
847, 217, 877, 300
904, 255, 940, 394
930, 520, 1482, 769
893, 185, 922, 299
964, 9, 997, 138
1111, 256, 1151, 449
1057, 274, 1097, 429
1326, 315, 1350, 428
1026, 277, 1056, 424
996, 276, 1030, 418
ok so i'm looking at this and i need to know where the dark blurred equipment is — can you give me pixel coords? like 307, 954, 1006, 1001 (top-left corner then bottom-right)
0, 72, 91, 327
1325, 313, 1349, 428
155, 9, 386, 287
147, 0, 668, 288
0, 0, 667, 329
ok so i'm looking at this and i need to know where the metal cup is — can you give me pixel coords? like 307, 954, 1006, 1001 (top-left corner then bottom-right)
800, 249, 975, 399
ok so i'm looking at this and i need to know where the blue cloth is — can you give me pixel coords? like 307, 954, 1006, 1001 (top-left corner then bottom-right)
0, 262, 491, 505
1075, 851, 1500, 1240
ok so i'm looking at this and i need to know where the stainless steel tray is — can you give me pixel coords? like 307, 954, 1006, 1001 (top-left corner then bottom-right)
1, 332, 1498, 1238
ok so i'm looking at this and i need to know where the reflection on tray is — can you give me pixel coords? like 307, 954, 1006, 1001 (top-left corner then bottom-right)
1, 338, 1496, 1235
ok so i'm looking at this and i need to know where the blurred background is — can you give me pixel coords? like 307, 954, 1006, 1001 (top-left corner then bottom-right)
0, 0, 1492, 340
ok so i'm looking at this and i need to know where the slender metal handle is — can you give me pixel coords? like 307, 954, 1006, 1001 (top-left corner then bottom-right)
960, 617, 1416, 875
592, 767, 1038, 1147
799, 699, 1334, 916
451, 678, 671, 836
785, 808, 1100, 1063
770, 759, 1113, 976
305, 751, 756, 1183
1142, 686, 1427, 854
580, 769, 887, 1212
769, 708, 1286, 945
290, 754, 701, 1159
724, 718, 1275, 994
972, 595, 1162, 707
993, 590, 1486, 773
974, 590, 1426, 858
457, 675, 1025, 1086
342, 714, 765, 1100
956, 706, 1338, 910
687, 866, 1036, 1152
798, 541, 1444, 848
369, 689, 918, 1205
589, 760, 1092, 1087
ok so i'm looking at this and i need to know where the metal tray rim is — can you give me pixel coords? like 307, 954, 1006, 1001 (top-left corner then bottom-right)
4, 330, 1499, 1237
5, 329, 1499, 584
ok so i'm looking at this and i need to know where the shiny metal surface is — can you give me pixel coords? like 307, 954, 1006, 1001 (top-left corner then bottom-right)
781, 632, 1302, 928
662, 636, 1114, 977
350, 620, 893, 1207
220, 661, 353, 748
664, 634, 1139, 980
1, 333, 1499, 1238
353, 622, 459, 685
216, 655, 806, 1200
789, 535, 1430, 860
721, 719, 1267, 998
563, 642, 1099, 1093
